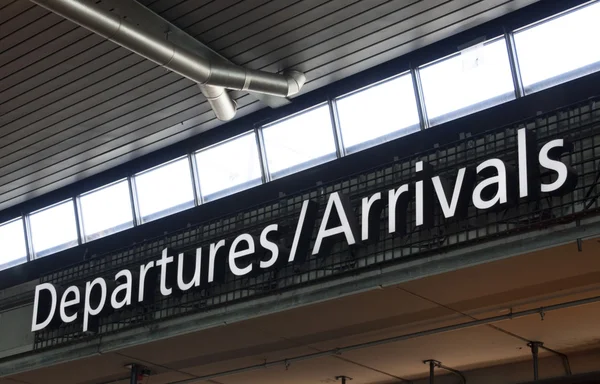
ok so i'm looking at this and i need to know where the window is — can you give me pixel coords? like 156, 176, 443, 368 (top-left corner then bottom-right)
336, 73, 420, 154
29, 200, 78, 258
0, 218, 27, 270
134, 157, 196, 223
419, 37, 515, 126
195, 132, 263, 202
78, 179, 134, 242
514, 1, 600, 94
261, 104, 337, 179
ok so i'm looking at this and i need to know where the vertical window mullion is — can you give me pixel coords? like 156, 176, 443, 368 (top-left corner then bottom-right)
187, 154, 201, 206
128, 176, 142, 226
74, 196, 85, 245
411, 67, 429, 130
189, 154, 204, 205
23, 214, 34, 262
328, 98, 346, 158
505, 30, 525, 98
255, 127, 271, 183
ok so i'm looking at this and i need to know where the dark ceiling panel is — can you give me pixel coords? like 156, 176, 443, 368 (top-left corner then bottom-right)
0, 1, 35, 26
224, 0, 394, 64
0, 2, 47, 38
163, 0, 254, 29
0, 0, 539, 212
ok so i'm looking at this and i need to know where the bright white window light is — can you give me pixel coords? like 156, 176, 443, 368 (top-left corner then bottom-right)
79, 179, 134, 242
195, 132, 263, 202
262, 104, 337, 179
30, 200, 78, 258
134, 157, 195, 223
419, 37, 515, 126
514, 1, 600, 94
336, 72, 420, 154
0, 218, 27, 270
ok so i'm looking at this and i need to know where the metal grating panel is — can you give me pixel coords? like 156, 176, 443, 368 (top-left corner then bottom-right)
34, 95, 600, 350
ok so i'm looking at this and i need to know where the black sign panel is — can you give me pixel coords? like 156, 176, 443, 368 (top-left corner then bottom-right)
34, 98, 600, 350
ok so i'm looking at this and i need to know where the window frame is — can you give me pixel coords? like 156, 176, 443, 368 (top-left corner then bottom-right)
334, 70, 422, 154
260, 102, 339, 180
132, 156, 197, 224
418, 35, 516, 126
28, 198, 79, 259
193, 130, 265, 203
512, 0, 600, 95
76, 178, 135, 243
0, 217, 29, 270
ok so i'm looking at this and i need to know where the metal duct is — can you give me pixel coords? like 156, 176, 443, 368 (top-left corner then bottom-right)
199, 85, 237, 122
29, 0, 306, 120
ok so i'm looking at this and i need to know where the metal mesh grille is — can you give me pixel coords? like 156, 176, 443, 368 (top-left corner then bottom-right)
34, 97, 600, 350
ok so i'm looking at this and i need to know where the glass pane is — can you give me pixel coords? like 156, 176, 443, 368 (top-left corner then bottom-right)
419, 38, 515, 126
262, 104, 337, 179
0, 218, 27, 270
195, 132, 263, 202
30, 200, 78, 258
336, 73, 420, 154
79, 180, 134, 242
134, 157, 195, 223
514, 1, 600, 94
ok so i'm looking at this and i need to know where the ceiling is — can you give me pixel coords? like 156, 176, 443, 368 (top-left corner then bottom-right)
0, 0, 539, 212
3, 238, 600, 384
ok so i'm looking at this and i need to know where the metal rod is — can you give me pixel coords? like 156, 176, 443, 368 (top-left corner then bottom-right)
540, 346, 571, 376
429, 360, 435, 384
166, 294, 600, 384
130, 364, 139, 384
529, 342, 543, 381
437, 362, 467, 384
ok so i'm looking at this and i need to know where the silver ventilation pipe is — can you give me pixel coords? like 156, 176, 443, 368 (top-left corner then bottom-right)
198, 84, 237, 122
29, 0, 306, 121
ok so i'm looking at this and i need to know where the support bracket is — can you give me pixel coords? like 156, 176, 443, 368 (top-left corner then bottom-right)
424, 360, 467, 384
336, 375, 353, 384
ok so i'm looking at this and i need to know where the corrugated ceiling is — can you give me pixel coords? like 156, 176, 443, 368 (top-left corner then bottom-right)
0, 0, 537, 212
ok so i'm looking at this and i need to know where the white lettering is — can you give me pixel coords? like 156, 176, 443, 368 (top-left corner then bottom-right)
156, 248, 174, 296
313, 192, 357, 255
59, 286, 80, 324
208, 240, 226, 283
432, 168, 467, 219
259, 224, 280, 269
83, 277, 107, 333
111, 270, 132, 310
229, 234, 255, 276
472, 159, 508, 210
177, 248, 202, 291
539, 139, 570, 193
31, 283, 57, 332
